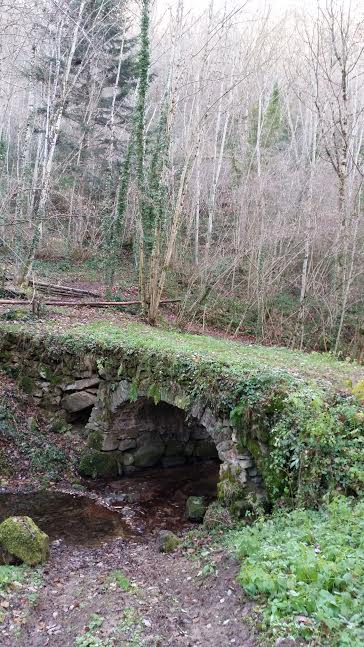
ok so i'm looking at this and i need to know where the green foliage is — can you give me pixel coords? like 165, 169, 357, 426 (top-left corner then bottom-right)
267, 388, 364, 504
248, 82, 287, 149
30, 445, 68, 477
0, 564, 26, 591
74, 614, 112, 647
231, 496, 364, 646
0, 395, 72, 480
107, 569, 134, 592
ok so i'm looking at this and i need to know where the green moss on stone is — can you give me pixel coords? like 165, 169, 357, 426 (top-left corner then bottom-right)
0, 516, 49, 566
158, 530, 181, 553
87, 431, 103, 450
186, 496, 207, 521
78, 449, 122, 478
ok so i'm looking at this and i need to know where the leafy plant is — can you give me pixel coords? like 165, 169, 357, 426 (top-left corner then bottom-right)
231, 496, 364, 646
107, 569, 135, 592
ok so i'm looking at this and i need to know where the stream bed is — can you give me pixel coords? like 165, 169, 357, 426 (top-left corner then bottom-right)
0, 461, 219, 546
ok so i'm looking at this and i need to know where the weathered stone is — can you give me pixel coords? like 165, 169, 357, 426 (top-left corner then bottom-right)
119, 438, 137, 452
64, 376, 100, 391
184, 441, 195, 456
186, 496, 207, 521
213, 427, 232, 444
110, 380, 131, 412
102, 434, 119, 451
157, 530, 181, 553
191, 401, 205, 419
122, 452, 135, 466
200, 408, 218, 432
78, 450, 123, 478
133, 435, 164, 467
216, 440, 234, 454
237, 457, 253, 469
61, 391, 97, 413
124, 465, 140, 475
0, 516, 49, 566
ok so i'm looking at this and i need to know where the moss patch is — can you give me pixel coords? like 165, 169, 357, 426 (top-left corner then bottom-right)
0, 516, 49, 566
78, 449, 122, 478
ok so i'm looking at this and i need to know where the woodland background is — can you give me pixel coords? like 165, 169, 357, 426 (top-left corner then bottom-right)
0, 0, 363, 359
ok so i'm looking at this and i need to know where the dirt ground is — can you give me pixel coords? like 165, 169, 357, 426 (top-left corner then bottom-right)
1, 533, 259, 647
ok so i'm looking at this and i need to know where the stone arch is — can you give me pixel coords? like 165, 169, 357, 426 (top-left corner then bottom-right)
86, 379, 263, 495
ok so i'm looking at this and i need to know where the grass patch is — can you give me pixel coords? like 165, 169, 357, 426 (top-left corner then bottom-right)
69, 321, 361, 385
229, 496, 364, 646
107, 569, 136, 592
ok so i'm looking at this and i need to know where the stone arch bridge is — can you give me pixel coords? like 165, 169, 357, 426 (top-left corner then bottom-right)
2, 322, 354, 505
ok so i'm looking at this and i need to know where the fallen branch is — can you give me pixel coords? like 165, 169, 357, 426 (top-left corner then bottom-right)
4, 274, 101, 298
27, 280, 101, 298
0, 299, 181, 307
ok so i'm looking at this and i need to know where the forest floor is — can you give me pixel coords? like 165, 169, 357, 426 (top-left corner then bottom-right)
1, 530, 259, 647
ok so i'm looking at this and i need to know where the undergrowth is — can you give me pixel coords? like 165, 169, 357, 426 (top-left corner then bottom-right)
0, 386, 72, 481
229, 496, 364, 646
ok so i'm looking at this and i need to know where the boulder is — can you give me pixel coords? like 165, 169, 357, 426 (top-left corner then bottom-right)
0, 516, 49, 566
78, 449, 123, 478
61, 391, 96, 413
157, 530, 181, 553
186, 496, 207, 521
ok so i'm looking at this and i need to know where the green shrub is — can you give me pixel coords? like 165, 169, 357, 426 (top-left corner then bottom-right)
232, 496, 364, 646
268, 389, 364, 505
30, 445, 68, 477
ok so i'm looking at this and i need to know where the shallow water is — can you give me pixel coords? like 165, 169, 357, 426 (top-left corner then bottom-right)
0, 491, 130, 546
0, 461, 219, 546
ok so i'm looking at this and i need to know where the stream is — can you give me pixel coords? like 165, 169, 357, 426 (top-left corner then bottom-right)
0, 461, 220, 546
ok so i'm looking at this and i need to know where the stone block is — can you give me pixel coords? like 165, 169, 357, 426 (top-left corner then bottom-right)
191, 401, 205, 419
64, 377, 100, 392
133, 436, 164, 467
122, 452, 135, 466
102, 434, 119, 451
186, 496, 207, 521
61, 391, 97, 413
157, 530, 180, 553
200, 408, 218, 432
110, 381, 132, 412
119, 438, 137, 452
